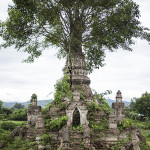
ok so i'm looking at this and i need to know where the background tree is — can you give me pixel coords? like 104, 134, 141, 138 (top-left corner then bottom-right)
12, 103, 25, 109
0, 100, 3, 114
9, 108, 27, 121
3, 108, 13, 117
128, 92, 150, 119
0, 0, 150, 73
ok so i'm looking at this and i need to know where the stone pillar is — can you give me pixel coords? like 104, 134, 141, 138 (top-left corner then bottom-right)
112, 90, 125, 122
35, 113, 45, 129
62, 126, 69, 149
65, 57, 91, 126
108, 111, 117, 129
27, 94, 45, 128
66, 55, 93, 102
116, 90, 123, 103
79, 108, 89, 126
66, 109, 73, 126
84, 126, 90, 148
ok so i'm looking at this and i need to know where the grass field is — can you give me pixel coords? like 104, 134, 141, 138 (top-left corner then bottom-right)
141, 129, 150, 146
0, 120, 26, 124
0, 120, 27, 143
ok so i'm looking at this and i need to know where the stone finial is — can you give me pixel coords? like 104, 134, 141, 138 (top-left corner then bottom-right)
31, 93, 37, 106
116, 90, 122, 103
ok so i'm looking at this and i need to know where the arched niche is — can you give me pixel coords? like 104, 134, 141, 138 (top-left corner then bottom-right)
66, 102, 89, 126
72, 107, 80, 127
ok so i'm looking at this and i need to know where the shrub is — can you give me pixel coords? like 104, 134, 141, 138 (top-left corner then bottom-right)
9, 108, 27, 121
89, 117, 108, 131
145, 121, 150, 130
125, 109, 139, 120
54, 74, 72, 105
111, 139, 130, 150
1, 122, 17, 130
134, 120, 150, 130
3, 108, 13, 117
72, 125, 84, 132
86, 101, 101, 112
117, 119, 133, 131
46, 116, 68, 131
3, 137, 37, 150
92, 91, 111, 115
40, 133, 51, 145
0, 130, 12, 142
0, 114, 6, 120
139, 142, 150, 150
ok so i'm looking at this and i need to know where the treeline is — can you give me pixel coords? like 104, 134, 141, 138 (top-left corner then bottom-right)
126, 91, 150, 132
0, 101, 27, 121
126, 91, 150, 120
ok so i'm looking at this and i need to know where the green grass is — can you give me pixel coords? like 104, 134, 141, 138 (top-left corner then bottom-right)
127, 118, 150, 147
0, 120, 27, 143
140, 129, 150, 146
0, 120, 26, 125
127, 118, 150, 129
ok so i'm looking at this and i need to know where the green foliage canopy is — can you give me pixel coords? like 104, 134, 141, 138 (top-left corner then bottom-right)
54, 74, 72, 105
1, 122, 17, 131
0, 0, 150, 72
9, 108, 27, 121
12, 103, 25, 109
46, 116, 68, 131
129, 92, 150, 118
0, 100, 3, 113
3, 108, 13, 117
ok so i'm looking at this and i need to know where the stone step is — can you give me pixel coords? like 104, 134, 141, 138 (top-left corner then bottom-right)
70, 136, 83, 139
70, 130, 83, 132
69, 146, 84, 150
68, 128, 85, 150
70, 132, 83, 137
67, 148, 83, 150
70, 141, 83, 145
71, 139, 83, 143
70, 132, 83, 136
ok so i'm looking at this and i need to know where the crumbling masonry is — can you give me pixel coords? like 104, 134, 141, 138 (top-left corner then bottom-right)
23, 54, 144, 150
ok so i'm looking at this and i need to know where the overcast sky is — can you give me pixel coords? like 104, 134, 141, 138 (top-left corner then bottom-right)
0, 0, 150, 102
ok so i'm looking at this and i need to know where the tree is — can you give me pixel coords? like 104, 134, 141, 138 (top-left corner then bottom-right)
3, 108, 13, 117
0, 100, 3, 113
12, 103, 25, 109
129, 92, 150, 118
0, 0, 150, 71
0, 0, 150, 99
9, 108, 27, 121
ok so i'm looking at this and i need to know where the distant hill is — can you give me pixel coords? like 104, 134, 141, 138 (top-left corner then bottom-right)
106, 99, 130, 107
2, 99, 130, 109
3, 100, 52, 108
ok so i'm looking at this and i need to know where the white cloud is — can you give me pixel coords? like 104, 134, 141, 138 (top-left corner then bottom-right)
90, 39, 150, 101
0, 47, 65, 102
0, 0, 12, 21
0, 0, 150, 102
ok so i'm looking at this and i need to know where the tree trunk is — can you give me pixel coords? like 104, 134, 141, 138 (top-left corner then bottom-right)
66, 8, 93, 101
